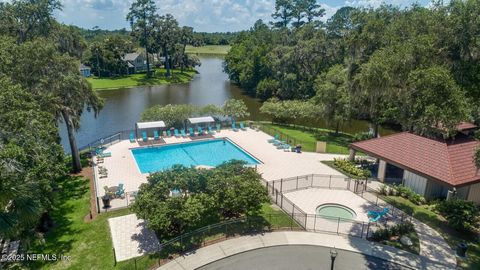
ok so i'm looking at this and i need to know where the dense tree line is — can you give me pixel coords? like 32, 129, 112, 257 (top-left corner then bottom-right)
127, 0, 200, 77
192, 32, 239, 46
0, 0, 102, 240
225, 0, 479, 137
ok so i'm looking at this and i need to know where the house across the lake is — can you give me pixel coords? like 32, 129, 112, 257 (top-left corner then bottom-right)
79, 64, 91, 77
122, 52, 148, 74
349, 123, 480, 204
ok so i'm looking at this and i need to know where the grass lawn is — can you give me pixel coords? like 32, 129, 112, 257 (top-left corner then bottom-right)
258, 122, 353, 154
382, 196, 480, 269
185, 45, 231, 55
87, 68, 196, 90
28, 175, 131, 270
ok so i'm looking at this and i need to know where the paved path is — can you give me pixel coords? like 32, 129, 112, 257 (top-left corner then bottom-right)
364, 185, 457, 267
158, 231, 455, 270
108, 214, 161, 262
197, 245, 410, 270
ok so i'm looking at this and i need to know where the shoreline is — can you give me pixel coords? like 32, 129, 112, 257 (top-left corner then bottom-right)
88, 69, 197, 91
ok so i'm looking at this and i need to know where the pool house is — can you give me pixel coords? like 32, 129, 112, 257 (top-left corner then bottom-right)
349, 123, 480, 203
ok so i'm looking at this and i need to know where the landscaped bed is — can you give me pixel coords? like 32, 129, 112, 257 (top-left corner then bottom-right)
382, 195, 480, 269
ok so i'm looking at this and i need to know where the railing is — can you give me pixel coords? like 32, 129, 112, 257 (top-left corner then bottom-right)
129, 214, 303, 269
263, 174, 413, 239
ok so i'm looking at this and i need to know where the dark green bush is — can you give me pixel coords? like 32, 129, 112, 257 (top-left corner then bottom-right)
370, 221, 415, 241
436, 199, 479, 232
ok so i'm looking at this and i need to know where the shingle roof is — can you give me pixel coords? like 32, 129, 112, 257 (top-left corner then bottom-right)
351, 132, 480, 187
122, 53, 140, 62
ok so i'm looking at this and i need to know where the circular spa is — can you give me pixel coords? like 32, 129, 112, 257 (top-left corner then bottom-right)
316, 203, 357, 220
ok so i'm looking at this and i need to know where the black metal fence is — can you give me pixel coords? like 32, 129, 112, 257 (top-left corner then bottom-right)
128, 214, 303, 269
263, 174, 413, 239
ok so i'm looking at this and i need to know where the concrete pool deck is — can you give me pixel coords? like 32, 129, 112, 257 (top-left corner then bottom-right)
94, 128, 345, 204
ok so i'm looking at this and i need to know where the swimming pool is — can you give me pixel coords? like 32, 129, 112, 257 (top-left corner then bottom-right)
316, 203, 357, 220
131, 139, 260, 174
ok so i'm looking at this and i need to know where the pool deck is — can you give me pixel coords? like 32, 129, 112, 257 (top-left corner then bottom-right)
94, 128, 345, 206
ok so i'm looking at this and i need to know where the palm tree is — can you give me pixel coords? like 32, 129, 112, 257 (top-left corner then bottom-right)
54, 57, 103, 172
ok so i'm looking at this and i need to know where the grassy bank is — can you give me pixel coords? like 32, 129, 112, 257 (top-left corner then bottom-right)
87, 68, 196, 90
29, 175, 131, 270
258, 122, 353, 154
185, 45, 231, 55
382, 196, 480, 269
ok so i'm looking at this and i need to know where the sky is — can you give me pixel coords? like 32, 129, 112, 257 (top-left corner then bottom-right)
53, 0, 431, 32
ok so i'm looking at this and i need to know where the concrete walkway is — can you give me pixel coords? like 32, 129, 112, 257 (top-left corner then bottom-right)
158, 231, 456, 270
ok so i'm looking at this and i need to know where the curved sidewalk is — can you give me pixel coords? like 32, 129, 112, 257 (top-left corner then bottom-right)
158, 231, 456, 270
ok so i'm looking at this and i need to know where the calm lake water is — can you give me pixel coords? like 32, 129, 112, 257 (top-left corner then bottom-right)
59, 56, 392, 151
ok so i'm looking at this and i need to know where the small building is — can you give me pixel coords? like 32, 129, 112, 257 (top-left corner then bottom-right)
122, 53, 148, 74
349, 123, 480, 203
79, 64, 91, 77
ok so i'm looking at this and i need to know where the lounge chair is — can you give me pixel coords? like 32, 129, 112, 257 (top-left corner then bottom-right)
154, 130, 159, 140
166, 130, 171, 137
188, 127, 195, 136
174, 129, 180, 137
208, 126, 215, 135
181, 130, 188, 138
240, 122, 247, 131
231, 123, 239, 132
197, 126, 204, 135
116, 183, 125, 198
268, 134, 279, 143
98, 152, 112, 158
216, 123, 221, 132
129, 132, 136, 143
368, 208, 389, 222
142, 132, 148, 142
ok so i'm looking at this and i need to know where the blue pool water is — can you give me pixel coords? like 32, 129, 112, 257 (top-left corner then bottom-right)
131, 139, 260, 173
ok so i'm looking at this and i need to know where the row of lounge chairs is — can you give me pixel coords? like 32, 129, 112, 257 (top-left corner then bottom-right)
129, 124, 224, 143
231, 122, 247, 132
267, 134, 292, 151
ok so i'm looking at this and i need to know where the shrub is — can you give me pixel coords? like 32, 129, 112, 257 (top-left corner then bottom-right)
333, 158, 371, 178
353, 132, 374, 142
392, 185, 425, 205
436, 199, 479, 232
379, 184, 388, 195
370, 221, 414, 241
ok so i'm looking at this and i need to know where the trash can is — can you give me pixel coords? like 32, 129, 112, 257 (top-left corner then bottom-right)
102, 195, 111, 209
295, 145, 302, 153
457, 243, 468, 257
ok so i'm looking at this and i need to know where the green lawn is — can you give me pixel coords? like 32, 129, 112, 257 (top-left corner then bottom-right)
28, 175, 131, 270
258, 123, 353, 154
185, 45, 231, 55
87, 68, 196, 90
383, 196, 480, 269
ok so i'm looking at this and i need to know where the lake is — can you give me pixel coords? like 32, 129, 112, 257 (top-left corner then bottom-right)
59, 56, 391, 151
